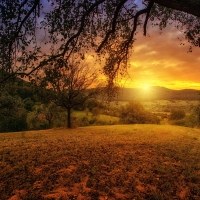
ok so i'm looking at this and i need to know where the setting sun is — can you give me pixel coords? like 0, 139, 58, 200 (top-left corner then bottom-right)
126, 24, 200, 90
142, 84, 150, 91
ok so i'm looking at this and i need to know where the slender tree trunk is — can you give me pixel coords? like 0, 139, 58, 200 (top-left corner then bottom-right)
48, 120, 52, 129
67, 108, 71, 128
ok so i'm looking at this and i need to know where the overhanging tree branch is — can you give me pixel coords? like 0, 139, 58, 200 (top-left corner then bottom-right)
16, 0, 40, 36
0, 53, 63, 84
62, 0, 106, 56
144, 0, 154, 36
97, 0, 128, 52
97, 0, 155, 53
8, 0, 40, 53
145, 0, 200, 18
1, 0, 200, 86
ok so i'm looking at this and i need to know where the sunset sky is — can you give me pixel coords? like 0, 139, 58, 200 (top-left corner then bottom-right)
40, 1, 200, 90
125, 23, 200, 90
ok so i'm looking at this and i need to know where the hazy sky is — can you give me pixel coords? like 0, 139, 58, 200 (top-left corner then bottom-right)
125, 23, 200, 90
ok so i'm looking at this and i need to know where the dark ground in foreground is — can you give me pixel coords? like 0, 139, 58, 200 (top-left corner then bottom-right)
1, 125, 200, 200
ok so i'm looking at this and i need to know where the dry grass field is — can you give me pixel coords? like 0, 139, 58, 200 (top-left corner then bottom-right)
1, 125, 200, 200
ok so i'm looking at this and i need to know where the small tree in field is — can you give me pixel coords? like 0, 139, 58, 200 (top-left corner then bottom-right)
42, 59, 99, 128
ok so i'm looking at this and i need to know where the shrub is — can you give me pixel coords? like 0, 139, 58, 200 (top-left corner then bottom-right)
72, 115, 98, 126
182, 105, 200, 128
81, 116, 90, 126
0, 92, 28, 132
26, 103, 66, 130
119, 101, 160, 124
91, 107, 101, 116
27, 111, 48, 130
171, 119, 186, 126
86, 99, 106, 112
23, 97, 35, 111
169, 109, 185, 120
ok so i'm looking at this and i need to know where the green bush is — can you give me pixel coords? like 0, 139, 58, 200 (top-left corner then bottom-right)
23, 97, 35, 111
86, 99, 106, 112
169, 109, 185, 120
169, 106, 200, 128
0, 92, 28, 132
79, 116, 90, 126
119, 101, 160, 124
182, 105, 200, 128
26, 103, 66, 130
27, 111, 48, 130
91, 107, 101, 116
53, 112, 67, 127
171, 119, 186, 126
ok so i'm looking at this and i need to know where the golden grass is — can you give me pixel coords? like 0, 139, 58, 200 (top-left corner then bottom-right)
72, 110, 120, 125
1, 125, 200, 199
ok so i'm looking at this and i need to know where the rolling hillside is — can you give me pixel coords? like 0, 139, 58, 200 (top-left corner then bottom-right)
114, 86, 200, 101
1, 125, 200, 199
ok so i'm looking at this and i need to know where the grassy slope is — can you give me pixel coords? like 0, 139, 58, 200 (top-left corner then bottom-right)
1, 125, 200, 199
72, 111, 120, 125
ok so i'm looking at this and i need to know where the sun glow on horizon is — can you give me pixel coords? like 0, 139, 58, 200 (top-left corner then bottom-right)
142, 84, 151, 91
124, 76, 200, 90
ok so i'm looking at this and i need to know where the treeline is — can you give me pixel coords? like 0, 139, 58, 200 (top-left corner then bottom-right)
2, 80, 200, 133
115, 87, 200, 101
0, 82, 94, 132
0, 80, 160, 132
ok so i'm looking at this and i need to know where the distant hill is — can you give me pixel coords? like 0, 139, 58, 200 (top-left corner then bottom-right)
113, 86, 200, 101
2, 75, 200, 101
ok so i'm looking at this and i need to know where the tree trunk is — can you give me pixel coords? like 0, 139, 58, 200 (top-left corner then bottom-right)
146, 0, 200, 17
48, 119, 52, 129
67, 108, 71, 128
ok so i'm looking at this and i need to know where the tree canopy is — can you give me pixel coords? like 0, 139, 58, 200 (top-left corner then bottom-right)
0, 0, 199, 86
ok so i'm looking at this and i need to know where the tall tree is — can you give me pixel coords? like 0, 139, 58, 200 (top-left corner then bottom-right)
41, 58, 99, 128
0, 0, 199, 85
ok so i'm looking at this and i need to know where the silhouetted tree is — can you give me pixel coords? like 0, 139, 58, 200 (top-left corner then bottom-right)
41, 59, 99, 128
0, 1, 199, 86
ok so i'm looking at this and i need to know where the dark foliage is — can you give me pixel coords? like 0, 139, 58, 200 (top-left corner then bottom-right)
120, 101, 160, 124
170, 109, 186, 120
0, 92, 28, 132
